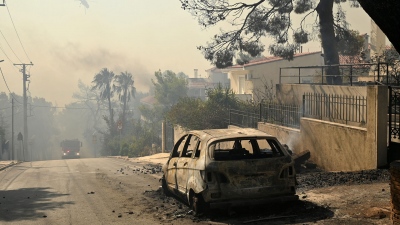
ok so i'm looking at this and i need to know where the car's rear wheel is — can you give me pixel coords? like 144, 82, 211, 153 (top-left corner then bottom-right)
190, 191, 207, 216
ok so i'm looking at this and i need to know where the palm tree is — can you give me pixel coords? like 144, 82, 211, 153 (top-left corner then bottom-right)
114, 71, 135, 130
91, 68, 115, 131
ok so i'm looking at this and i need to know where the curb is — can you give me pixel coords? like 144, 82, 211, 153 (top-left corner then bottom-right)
0, 161, 20, 171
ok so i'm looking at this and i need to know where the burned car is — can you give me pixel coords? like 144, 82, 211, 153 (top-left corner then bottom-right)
161, 128, 297, 214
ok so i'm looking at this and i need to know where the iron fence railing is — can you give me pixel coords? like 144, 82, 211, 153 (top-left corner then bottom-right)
260, 103, 301, 128
228, 93, 367, 129
228, 109, 259, 128
228, 103, 301, 129
279, 63, 389, 86
389, 86, 400, 142
302, 93, 367, 125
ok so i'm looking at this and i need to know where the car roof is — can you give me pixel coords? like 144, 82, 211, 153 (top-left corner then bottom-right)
188, 128, 274, 142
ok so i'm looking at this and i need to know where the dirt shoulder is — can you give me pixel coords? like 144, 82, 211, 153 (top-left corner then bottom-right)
301, 182, 390, 224
120, 154, 391, 224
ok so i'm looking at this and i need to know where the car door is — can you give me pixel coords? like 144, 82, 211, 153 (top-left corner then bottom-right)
166, 135, 188, 191
176, 134, 200, 194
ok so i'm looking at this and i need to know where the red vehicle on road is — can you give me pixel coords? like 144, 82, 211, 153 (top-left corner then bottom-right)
61, 139, 82, 159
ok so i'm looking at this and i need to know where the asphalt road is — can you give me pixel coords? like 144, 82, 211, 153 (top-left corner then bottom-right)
0, 158, 164, 225
0, 157, 392, 225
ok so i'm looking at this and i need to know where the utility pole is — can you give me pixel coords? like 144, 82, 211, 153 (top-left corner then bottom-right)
14, 63, 33, 161
11, 98, 14, 161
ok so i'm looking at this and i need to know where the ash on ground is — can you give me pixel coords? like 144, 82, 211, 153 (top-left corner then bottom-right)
296, 162, 390, 192
140, 161, 391, 224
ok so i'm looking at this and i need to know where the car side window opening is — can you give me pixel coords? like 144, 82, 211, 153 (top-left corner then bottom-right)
171, 135, 188, 158
194, 139, 202, 158
182, 135, 199, 158
267, 139, 285, 156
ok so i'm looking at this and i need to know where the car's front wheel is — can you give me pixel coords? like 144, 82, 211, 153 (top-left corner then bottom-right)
161, 176, 171, 197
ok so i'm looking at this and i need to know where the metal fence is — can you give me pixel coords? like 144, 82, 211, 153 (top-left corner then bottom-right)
389, 86, 400, 142
228, 93, 367, 129
302, 93, 367, 125
228, 109, 259, 128
228, 103, 301, 129
279, 63, 388, 86
388, 86, 400, 160
260, 103, 301, 128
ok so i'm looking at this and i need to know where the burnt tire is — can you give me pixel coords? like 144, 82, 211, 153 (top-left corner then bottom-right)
161, 177, 171, 197
190, 192, 207, 216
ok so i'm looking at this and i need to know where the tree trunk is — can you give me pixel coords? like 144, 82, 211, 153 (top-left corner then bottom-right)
122, 87, 127, 134
357, 0, 400, 54
316, 0, 341, 85
107, 88, 114, 135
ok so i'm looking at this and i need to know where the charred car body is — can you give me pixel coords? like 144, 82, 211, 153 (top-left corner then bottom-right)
161, 128, 297, 213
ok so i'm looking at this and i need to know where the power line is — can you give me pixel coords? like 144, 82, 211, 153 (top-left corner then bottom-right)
0, 44, 20, 72
0, 66, 21, 104
5, 2, 32, 63
0, 30, 22, 63
0, 45, 20, 72
0, 45, 14, 64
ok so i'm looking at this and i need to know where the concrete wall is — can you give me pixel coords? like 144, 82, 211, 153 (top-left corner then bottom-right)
276, 84, 367, 105
300, 118, 370, 171
258, 118, 374, 171
257, 85, 388, 172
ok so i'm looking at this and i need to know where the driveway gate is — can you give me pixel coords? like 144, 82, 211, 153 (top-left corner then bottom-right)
388, 86, 400, 161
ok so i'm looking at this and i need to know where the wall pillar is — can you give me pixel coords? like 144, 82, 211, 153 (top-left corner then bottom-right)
366, 85, 388, 167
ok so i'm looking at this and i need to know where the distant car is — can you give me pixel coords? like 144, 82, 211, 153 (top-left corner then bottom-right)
161, 128, 298, 214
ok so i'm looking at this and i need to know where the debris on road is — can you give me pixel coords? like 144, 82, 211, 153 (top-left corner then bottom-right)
111, 153, 391, 224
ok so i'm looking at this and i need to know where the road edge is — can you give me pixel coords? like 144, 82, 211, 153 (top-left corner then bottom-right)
0, 161, 20, 171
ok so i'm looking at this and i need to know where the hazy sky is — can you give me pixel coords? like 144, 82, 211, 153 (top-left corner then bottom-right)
0, 1, 372, 106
